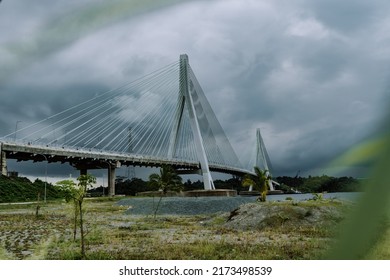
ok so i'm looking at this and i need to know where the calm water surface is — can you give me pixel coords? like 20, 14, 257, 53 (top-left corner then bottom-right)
266, 192, 361, 202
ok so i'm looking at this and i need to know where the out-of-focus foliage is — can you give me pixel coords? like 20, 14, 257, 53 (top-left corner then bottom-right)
326, 119, 390, 259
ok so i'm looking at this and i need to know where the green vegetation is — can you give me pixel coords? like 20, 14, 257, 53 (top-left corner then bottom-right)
56, 174, 96, 259
115, 178, 149, 195
148, 165, 183, 217
148, 165, 183, 193
0, 173, 363, 204
276, 175, 362, 194
0, 175, 63, 203
0, 203, 71, 259
242, 167, 271, 201
324, 129, 390, 259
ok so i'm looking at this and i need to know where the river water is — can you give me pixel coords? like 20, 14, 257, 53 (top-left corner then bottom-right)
266, 192, 361, 202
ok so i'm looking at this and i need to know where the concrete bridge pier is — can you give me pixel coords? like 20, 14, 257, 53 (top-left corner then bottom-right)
108, 164, 116, 197
0, 144, 7, 176
79, 169, 88, 176
75, 161, 117, 196
76, 164, 116, 196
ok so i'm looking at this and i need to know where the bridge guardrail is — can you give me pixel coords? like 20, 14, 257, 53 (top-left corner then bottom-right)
1, 138, 254, 175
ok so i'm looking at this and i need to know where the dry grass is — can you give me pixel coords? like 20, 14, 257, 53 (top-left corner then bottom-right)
0, 197, 385, 260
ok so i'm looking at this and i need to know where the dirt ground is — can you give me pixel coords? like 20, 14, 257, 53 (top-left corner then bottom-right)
0, 198, 350, 260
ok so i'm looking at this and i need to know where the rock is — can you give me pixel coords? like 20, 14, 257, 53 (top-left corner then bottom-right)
21, 250, 32, 257
224, 202, 347, 231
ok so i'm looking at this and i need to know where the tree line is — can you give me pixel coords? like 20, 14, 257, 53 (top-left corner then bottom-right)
0, 172, 363, 203
89, 173, 363, 196
275, 175, 363, 193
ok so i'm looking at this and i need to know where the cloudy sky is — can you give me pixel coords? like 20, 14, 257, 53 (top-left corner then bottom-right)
1, 0, 390, 181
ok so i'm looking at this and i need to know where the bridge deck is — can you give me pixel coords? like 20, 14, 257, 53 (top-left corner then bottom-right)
0, 141, 253, 176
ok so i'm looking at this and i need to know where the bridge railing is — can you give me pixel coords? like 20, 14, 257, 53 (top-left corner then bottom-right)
1, 137, 256, 175
0, 137, 202, 166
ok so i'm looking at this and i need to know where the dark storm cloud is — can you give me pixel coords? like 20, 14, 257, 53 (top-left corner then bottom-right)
307, 0, 382, 33
217, 0, 390, 176
1, 0, 390, 179
0, 0, 189, 82
0, 83, 108, 136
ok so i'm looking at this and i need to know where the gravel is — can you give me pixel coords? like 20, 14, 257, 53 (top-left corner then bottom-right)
116, 192, 358, 216
117, 196, 258, 215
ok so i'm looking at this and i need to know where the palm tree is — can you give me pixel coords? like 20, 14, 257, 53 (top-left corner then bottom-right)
242, 166, 271, 202
148, 165, 182, 217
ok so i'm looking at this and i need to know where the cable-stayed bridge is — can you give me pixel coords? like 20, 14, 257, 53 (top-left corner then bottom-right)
0, 54, 271, 195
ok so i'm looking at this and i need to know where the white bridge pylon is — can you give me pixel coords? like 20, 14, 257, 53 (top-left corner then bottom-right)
169, 54, 215, 190
255, 128, 275, 191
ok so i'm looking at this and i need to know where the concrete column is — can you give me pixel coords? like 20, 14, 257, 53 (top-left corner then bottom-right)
79, 169, 87, 176
108, 165, 116, 196
0, 144, 7, 176
180, 54, 215, 190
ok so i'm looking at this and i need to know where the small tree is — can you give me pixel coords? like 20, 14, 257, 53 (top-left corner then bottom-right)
35, 192, 41, 218
56, 174, 96, 258
148, 165, 182, 217
242, 166, 271, 202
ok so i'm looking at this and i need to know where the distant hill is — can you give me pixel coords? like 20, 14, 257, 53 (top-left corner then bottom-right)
0, 175, 63, 203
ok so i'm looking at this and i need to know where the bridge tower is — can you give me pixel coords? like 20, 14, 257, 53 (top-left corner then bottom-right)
0, 143, 7, 176
256, 128, 274, 191
168, 54, 215, 190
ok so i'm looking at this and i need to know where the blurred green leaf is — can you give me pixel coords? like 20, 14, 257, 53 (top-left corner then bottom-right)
326, 117, 390, 259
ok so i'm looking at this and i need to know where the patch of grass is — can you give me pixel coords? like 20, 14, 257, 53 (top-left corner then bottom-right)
364, 227, 390, 259
46, 238, 83, 260
0, 245, 13, 260
209, 214, 229, 225
26, 237, 54, 260
136, 238, 329, 260
295, 225, 333, 238
0, 209, 71, 259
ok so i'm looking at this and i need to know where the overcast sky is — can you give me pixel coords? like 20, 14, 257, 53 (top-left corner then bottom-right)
1, 0, 389, 181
